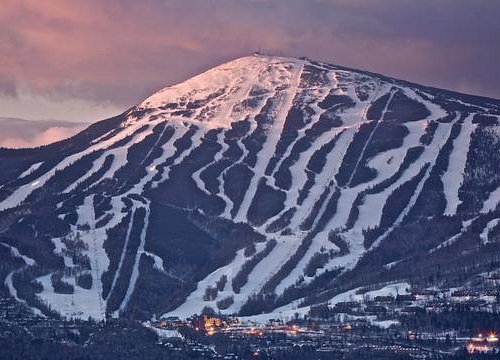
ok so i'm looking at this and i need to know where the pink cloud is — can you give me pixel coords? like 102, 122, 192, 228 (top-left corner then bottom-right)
0, 117, 85, 148
0, 126, 84, 148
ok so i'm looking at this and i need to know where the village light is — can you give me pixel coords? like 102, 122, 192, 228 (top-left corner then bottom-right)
467, 331, 499, 354
487, 332, 498, 343
467, 342, 494, 354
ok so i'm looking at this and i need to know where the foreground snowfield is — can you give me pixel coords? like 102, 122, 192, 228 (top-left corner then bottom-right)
1, 55, 499, 321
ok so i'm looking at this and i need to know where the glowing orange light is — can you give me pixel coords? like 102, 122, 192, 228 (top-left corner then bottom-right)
487, 332, 498, 343
343, 324, 352, 331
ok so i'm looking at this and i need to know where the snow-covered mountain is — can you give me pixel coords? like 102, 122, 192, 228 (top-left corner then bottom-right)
1, 54, 499, 321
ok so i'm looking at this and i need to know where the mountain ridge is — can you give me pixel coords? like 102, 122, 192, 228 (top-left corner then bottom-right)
0, 54, 499, 321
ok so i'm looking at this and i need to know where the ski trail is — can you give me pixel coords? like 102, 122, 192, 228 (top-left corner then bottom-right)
235, 63, 304, 222
115, 205, 150, 316
88, 195, 106, 318
346, 86, 394, 188
442, 114, 475, 215
106, 206, 136, 301
370, 112, 462, 250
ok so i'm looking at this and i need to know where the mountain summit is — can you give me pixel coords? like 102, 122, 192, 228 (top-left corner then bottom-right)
1, 55, 499, 321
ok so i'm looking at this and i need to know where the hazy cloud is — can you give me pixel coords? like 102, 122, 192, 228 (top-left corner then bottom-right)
0, 117, 85, 148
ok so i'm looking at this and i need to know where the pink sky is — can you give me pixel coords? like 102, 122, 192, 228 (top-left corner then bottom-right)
1, 0, 499, 124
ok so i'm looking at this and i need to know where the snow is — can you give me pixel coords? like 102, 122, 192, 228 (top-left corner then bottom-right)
37, 273, 103, 320
430, 218, 475, 253
384, 259, 402, 270
3, 54, 496, 320
18, 162, 43, 179
62, 155, 107, 193
405, 88, 448, 122
33, 117, 188, 319
442, 114, 475, 215
235, 60, 303, 222
274, 86, 399, 287
242, 282, 410, 324
191, 131, 226, 196
356, 120, 426, 229
166, 248, 249, 317
152, 126, 204, 186
370, 319, 400, 329
1, 242, 43, 316
355, 88, 449, 231
347, 89, 396, 187
141, 55, 303, 129
231, 235, 302, 309
370, 112, 462, 250
261, 70, 345, 230
2, 242, 44, 316
115, 205, 150, 316
0, 242, 36, 266
34, 195, 123, 320
274, 232, 337, 295
335, 74, 382, 127
143, 251, 166, 272
5, 271, 44, 317
142, 322, 184, 339
266, 69, 334, 184
106, 203, 137, 301
480, 218, 500, 245
0, 119, 155, 211
165, 234, 305, 316
51, 237, 72, 267
482, 186, 500, 213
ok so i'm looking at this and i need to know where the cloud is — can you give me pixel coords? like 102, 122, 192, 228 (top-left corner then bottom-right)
0, 88, 122, 123
0, 0, 499, 123
0, 117, 86, 148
